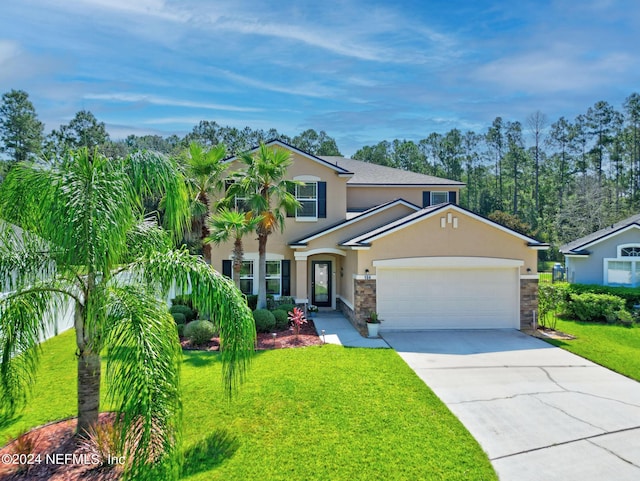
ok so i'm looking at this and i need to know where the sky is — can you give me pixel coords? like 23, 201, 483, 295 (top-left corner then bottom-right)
0, 0, 639, 156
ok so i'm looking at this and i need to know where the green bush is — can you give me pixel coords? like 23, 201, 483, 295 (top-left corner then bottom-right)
177, 323, 185, 338
246, 295, 258, 311
253, 309, 276, 333
171, 294, 193, 309
566, 284, 640, 310
538, 283, 569, 329
271, 309, 290, 330
276, 303, 296, 315
170, 304, 196, 323
171, 312, 186, 325
184, 320, 216, 345
567, 293, 627, 323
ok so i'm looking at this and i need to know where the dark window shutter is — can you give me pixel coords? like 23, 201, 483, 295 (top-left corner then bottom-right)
286, 183, 296, 217
318, 181, 327, 218
422, 191, 431, 208
281, 260, 291, 296
448, 191, 457, 204
222, 260, 232, 278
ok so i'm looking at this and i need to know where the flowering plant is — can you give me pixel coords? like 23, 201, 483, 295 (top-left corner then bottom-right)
288, 307, 307, 338
308, 304, 318, 313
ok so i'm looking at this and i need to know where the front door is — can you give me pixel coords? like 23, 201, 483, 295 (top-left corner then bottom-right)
312, 261, 332, 307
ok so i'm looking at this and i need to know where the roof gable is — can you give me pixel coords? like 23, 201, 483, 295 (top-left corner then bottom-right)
560, 213, 640, 254
224, 139, 353, 177
341, 203, 548, 248
289, 198, 420, 246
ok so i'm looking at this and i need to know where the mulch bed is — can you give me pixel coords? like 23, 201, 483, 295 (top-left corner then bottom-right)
1, 321, 322, 480
180, 318, 323, 351
535, 326, 576, 340
0, 413, 122, 481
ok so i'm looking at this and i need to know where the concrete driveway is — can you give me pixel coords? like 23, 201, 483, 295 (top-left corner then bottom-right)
383, 330, 640, 481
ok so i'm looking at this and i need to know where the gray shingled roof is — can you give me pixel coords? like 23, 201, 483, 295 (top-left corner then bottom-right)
560, 213, 640, 253
319, 156, 464, 186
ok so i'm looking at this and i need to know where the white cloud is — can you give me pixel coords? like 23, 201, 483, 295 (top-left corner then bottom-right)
474, 49, 634, 94
83, 93, 263, 113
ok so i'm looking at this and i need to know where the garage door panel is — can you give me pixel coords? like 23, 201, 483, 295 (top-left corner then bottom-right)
377, 265, 518, 330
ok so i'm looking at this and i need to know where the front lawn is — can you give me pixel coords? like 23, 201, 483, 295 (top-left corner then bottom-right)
544, 318, 640, 382
1, 330, 496, 481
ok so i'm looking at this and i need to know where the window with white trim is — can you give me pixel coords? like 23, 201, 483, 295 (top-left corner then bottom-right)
605, 244, 640, 286
266, 260, 281, 295
431, 191, 448, 205
239, 261, 254, 295
296, 182, 317, 219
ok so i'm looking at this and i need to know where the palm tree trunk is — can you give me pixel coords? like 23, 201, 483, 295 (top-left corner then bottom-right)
74, 299, 101, 436
257, 233, 268, 309
233, 236, 243, 290
77, 349, 101, 436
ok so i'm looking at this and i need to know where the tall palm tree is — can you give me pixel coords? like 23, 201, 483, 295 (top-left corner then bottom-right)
0, 148, 255, 480
228, 143, 300, 309
182, 141, 227, 262
206, 208, 261, 290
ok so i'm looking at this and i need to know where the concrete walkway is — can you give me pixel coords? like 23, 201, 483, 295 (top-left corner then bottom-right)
311, 310, 389, 348
384, 329, 640, 481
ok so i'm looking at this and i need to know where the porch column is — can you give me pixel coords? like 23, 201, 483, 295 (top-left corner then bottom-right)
294, 252, 308, 304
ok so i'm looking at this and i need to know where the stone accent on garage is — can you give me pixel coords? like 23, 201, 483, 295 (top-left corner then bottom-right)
349, 278, 376, 332
520, 277, 539, 330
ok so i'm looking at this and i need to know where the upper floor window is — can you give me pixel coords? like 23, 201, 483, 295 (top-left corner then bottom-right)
422, 190, 456, 208
621, 246, 640, 257
430, 191, 448, 206
296, 182, 317, 219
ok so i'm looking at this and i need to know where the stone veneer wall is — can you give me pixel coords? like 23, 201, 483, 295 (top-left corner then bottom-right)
353, 279, 377, 331
520, 278, 539, 330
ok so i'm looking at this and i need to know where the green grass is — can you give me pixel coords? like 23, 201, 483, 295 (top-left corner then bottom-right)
545, 318, 640, 382
1, 331, 497, 481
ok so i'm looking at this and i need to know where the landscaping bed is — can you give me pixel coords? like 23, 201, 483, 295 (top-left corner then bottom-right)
180, 318, 323, 351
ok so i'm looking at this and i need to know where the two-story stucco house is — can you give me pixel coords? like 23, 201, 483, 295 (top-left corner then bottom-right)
210, 140, 547, 333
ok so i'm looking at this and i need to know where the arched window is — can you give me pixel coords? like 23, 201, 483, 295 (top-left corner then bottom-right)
606, 244, 640, 286
621, 246, 640, 257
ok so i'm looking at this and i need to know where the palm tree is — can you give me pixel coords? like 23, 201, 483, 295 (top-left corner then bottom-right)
228, 143, 300, 309
206, 208, 261, 289
182, 141, 227, 262
0, 148, 255, 480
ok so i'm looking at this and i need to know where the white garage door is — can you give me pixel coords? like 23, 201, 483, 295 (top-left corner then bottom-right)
375, 258, 521, 330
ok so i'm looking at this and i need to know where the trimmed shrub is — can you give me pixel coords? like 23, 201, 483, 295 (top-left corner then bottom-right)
184, 320, 216, 345
246, 295, 258, 311
171, 312, 186, 325
566, 293, 626, 323
177, 323, 185, 338
566, 284, 640, 311
170, 304, 196, 323
253, 309, 276, 333
272, 309, 290, 330
276, 303, 296, 315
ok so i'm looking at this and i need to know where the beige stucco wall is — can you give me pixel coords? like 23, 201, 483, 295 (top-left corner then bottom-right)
209, 148, 350, 272
347, 185, 459, 211
303, 203, 416, 251
355, 207, 538, 275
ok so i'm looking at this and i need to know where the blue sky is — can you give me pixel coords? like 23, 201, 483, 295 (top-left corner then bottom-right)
1, 0, 638, 156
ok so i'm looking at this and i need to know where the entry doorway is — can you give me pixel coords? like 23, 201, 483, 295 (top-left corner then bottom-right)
311, 261, 332, 307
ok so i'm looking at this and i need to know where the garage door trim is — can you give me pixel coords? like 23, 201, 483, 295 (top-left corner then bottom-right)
373, 256, 524, 269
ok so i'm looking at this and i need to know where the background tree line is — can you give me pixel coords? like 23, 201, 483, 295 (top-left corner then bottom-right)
2, 88, 639, 260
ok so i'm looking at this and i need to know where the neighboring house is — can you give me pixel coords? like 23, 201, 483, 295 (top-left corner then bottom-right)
560, 213, 640, 286
211, 140, 547, 332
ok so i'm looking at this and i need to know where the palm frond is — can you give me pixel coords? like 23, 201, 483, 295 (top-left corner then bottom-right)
126, 150, 190, 242
0, 287, 68, 415
104, 284, 182, 480
129, 248, 255, 395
